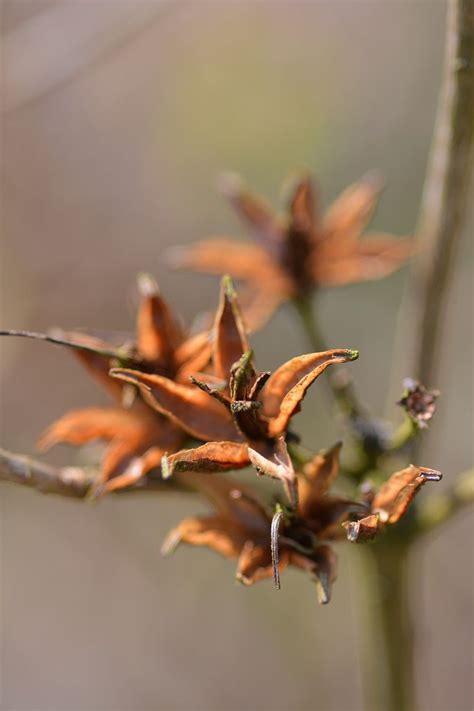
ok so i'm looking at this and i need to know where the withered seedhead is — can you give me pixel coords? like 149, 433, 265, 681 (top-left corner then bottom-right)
398, 378, 439, 429
170, 171, 415, 328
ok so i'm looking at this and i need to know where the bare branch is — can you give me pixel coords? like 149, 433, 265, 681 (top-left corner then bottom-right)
0, 447, 186, 498
412, 0, 474, 388
0, 447, 92, 498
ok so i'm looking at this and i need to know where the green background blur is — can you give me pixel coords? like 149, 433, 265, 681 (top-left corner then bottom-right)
1, 1, 472, 710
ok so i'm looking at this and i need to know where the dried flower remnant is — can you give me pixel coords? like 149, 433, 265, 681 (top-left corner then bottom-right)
164, 441, 371, 602
343, 465, 442, 542
398, 378, 439, 429
0, 275, 212, 495
170, 171, 415, 326
111, 277, 359, 504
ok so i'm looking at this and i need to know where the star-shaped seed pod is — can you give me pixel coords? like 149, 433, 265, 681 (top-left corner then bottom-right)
111, 277, 359, 504
397, 378, 439, 429
169, 172, 415, 326
342, 465, 442, 542
0, 275, 212, 495
161, 470, 340, 604
247, 440, 366, 592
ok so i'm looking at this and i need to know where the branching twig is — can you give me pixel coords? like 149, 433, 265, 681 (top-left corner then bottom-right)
411, 0, 474, 389
0, 447, 181, 498
365, 4, 473, 709
0, 447, 93, 497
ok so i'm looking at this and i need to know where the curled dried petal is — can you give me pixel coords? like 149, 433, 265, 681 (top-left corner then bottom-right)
219, 172, 285, 252
248, 437, 298, 508
299, 442, 342, 516
289, 545, 338, 605
214, 276, 251, 381
37, 407, 139, 452
38, 406, 182, 493
175, 334, 212, 383
189, 474, 270, 533
238, 282, 292, 331
168, 239, 275, 281
136, 273, 183, 366
322, 172, 384, 252
236, 541, 289, 586
314, 235, 415, 286
342, 514, 380, 542
174, 331, 210, 368
305, 497, 366, 540
110, 368, 240, 442
263, 350, 359, 437
161, 515, 244, 559
95, 447, 166, 496
165, 441, 250, 476
288, 175, 317, 236
373, 465, 442, 524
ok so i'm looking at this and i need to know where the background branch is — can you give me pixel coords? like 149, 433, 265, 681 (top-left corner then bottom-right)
411, 0, 474, 390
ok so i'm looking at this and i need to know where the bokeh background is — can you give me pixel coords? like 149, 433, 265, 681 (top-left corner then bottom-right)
1, 1, 472, 710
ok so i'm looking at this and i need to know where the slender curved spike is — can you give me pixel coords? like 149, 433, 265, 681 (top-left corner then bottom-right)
271, 510, 284, 590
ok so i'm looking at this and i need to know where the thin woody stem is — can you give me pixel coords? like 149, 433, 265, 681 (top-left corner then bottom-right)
354, 541, 416, 711
410, 0, 474, 394
0, 446, 185, 498
0, 447, 93, 497
360, 4, 474, 711
388, 0, 474, 461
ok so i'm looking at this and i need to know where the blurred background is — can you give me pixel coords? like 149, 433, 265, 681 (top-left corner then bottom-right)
1, 1, 472, 709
